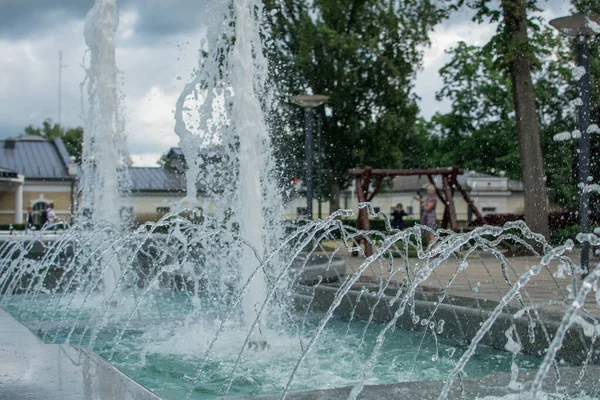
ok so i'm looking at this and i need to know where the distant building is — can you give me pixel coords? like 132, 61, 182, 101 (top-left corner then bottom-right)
372, 171, 525, 222
284, 170, 525, 221
0, 136, 78, 225
121, 147, 224, 223
0, 138, 529, 225
0, 142, 220, 226
124, 166, 186, 223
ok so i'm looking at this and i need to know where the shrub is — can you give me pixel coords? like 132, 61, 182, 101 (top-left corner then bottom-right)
469, 213, 523, 227
470, 210, 590, 231
550, 225, 585, 246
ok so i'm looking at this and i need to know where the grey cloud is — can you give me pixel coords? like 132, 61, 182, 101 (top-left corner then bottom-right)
0, 123, 29, 140
125, 0, 207, 38
0, 0, 92, 38
0, 0, 207, 41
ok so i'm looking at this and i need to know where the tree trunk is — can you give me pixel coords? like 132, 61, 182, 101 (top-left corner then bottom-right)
329, 181, 341, 212
501, 0, 549, 238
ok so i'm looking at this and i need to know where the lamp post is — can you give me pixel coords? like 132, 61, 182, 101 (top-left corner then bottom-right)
290, 94, 329, 220
316, 112, 323, 219
550, 14, 599, 275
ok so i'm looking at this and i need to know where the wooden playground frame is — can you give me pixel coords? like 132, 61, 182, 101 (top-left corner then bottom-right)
348, 166, 487, 256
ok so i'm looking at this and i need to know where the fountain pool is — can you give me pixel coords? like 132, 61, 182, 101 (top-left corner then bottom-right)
2, 291, 543, 400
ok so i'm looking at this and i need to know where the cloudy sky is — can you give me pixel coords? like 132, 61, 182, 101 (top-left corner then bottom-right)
0, 0, 574, 167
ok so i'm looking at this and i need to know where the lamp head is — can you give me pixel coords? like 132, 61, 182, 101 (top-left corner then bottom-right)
549, 14, 600, 37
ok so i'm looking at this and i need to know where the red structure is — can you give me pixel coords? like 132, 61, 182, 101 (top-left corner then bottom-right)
348, 166, 487, 256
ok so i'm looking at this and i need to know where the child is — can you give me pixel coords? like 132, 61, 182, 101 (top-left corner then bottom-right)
391, 203, 407, 230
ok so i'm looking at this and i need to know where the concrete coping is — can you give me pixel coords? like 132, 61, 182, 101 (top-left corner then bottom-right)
0, 307, 160, 400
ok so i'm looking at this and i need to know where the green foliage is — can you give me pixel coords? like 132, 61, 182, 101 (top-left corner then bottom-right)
417, 4, 590, 210
423, 41, 522, 178
22, 118, 84, 163
0, 224, 46, 231
569, 4, 600, 214
549, 225, 585, 246
0, 224, 27, 231
339, 218, 420, 232
62, 127, 84, 164
157, 152, 171, 168
265, 0, 450, 200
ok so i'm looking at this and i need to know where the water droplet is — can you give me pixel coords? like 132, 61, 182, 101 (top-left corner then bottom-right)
572, 66, 586, 81
553, 131, 571, 142
588, 124, 600, 135
586, 17, 600, 34
437, 320, 445, 334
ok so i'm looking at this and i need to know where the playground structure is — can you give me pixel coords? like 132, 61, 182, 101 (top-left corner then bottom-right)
349, 166, 487, 256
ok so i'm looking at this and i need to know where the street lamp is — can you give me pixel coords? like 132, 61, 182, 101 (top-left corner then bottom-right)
316, 111, 324, 219
290, 94, 329, 220
550, 13, 599, 275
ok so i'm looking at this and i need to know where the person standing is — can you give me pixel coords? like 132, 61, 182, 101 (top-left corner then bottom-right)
419, 185, 438, 246
26, 206, 34, 231
46, 202, 57, 228
391, 203, 407, 230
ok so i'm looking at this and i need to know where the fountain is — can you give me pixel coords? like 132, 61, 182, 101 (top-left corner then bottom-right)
1, 1, 600, 399
80, 0, 131, 297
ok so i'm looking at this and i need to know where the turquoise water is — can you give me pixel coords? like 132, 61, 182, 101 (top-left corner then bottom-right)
4, 293, 542, 399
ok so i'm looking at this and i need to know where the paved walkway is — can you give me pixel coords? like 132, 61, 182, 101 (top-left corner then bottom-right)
337, 248, 599, 317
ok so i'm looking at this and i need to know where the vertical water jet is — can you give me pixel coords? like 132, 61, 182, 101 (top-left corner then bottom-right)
81, 0, 130, 295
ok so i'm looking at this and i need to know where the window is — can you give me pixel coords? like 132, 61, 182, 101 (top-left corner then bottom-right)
156, 207, 171, 214
482, 207, 497, 213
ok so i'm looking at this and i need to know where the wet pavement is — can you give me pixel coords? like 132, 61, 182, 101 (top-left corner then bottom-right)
339, 247, 599, 316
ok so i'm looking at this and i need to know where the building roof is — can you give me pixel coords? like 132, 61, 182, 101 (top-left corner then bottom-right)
167, 147, 185, 158
0, 136, 75, 181
128, 146, 226, 194
128, 167, 186, 193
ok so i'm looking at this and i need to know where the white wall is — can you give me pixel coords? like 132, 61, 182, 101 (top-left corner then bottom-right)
283, 191, 525, 221
123, 193, 183, 214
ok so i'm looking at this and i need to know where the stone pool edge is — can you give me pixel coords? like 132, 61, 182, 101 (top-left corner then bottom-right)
236, 365, 600, 399
294, 283, 600, 365
0, 307, 160, 400
261, 283, 600, 398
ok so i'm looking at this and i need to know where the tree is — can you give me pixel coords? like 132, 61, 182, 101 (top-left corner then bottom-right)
427, 42, 522, 179
421, 24, 580, 210
432, 0, 582, 236
22, 118, 84, 163
500, 0, 548, 237
265, 0, 450, 211
157, 152, 171, 168
62, 127, 84, 164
